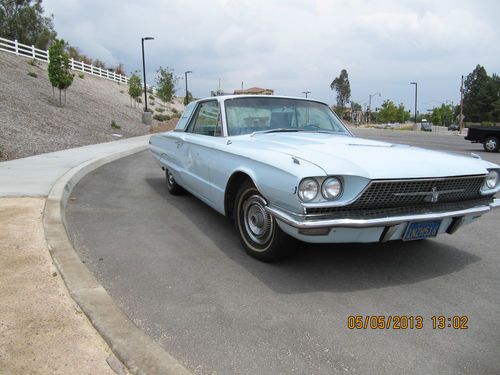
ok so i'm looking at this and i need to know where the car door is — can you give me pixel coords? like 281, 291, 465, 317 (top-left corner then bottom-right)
182, 100, 224, 203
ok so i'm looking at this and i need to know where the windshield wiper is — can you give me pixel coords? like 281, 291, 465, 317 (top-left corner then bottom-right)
250, 128, 304, 136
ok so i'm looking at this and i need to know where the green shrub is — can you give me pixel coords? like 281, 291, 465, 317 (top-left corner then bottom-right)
78, 73, 84, 79
156, 107, 165, 113
171, 107, 179, 114
111, 120, 121, 129
480, 121, 496, 127
172, 112, 181, 119
28, 72, 38, 78
149, 94, 155, 100
153, 114, 171, 122
28, 58, 38, 67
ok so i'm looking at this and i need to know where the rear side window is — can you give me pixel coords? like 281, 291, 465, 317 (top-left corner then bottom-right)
174, 102, 197, 131
189, 101, 221, 136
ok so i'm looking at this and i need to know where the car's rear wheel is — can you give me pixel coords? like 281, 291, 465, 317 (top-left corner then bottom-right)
165, 169, 184, 195
234, 181, 296, 262
483, 136, 499, 152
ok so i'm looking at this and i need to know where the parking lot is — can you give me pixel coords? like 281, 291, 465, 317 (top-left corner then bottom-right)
66, 130, 500, 374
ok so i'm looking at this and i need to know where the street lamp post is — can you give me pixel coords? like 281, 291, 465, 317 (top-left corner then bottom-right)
302, 91, 311, 98
459, 75, 464, 131
184, 70, 192, 104
141, 36, 154, 112
368, 92, 381, 124
410, 82, 418, 128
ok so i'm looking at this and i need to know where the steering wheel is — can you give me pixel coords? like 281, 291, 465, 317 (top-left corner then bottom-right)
303, 123, 320, 130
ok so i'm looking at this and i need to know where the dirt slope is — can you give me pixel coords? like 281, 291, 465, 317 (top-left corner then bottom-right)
0, 52, 151, 161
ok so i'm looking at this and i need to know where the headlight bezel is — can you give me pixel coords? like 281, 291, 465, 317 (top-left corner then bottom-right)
298, 177, 319, 202
321, 177, 343, 200
298, 176, 343, 202
482, 169, 500, 193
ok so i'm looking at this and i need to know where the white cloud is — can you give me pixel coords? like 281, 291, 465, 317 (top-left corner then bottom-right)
43, 0, 500, 110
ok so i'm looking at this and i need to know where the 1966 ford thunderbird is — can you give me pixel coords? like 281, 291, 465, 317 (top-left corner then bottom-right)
149, 95, 500, 261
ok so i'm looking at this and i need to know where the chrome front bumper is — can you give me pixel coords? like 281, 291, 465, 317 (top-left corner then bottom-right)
265, 198, 500, 230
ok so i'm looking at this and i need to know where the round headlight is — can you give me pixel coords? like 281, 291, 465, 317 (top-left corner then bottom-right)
485, 170, 499, 189
321, 177, 342, 199
298, 178, 319, 202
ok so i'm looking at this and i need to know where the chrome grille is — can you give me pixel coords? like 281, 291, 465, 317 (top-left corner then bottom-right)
305, 175, 486, 216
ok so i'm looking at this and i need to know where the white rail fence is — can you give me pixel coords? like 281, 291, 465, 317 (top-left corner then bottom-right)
0, 36, 128, 84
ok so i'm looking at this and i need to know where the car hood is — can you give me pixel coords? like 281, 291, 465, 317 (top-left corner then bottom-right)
236, 132, 493, 179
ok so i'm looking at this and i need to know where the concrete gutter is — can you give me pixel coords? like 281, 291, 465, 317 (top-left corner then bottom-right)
43, 141, 191, 375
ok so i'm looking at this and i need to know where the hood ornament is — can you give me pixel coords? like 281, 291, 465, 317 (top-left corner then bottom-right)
430, 187, 440, 203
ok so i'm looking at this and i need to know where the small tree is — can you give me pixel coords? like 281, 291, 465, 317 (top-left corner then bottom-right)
128, 73, 142, 108
330, 69, 351, 109
377, 100, 399, 123
156, 66, 178, 104
48, 39, 74, 106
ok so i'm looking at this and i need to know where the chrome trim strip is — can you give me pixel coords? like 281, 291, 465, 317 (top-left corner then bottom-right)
392, 189, 464, 197
266, 198, 500, 229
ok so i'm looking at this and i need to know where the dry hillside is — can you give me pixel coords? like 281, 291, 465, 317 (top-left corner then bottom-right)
0, 52, 183, 161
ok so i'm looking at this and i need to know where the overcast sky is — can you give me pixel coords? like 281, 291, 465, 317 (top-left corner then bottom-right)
44, 0, 500, 112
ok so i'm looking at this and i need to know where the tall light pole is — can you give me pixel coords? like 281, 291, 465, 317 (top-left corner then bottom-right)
368, 92, 381, 124
410, 82, 418, 128
459, 75, 464, 131
141, 36, 154, 112
184, 70, 192, 104
302, 91, 311, 98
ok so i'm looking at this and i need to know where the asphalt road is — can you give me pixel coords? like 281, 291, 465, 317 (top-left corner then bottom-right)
66, 130, 500, 375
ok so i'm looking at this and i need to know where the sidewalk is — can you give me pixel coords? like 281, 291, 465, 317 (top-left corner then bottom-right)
0, 136, 150, 374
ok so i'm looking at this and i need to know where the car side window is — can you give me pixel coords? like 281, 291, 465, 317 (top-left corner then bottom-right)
189, 101, 221, 136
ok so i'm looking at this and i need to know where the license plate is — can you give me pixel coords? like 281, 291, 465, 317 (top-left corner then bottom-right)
403, 220, 441, 241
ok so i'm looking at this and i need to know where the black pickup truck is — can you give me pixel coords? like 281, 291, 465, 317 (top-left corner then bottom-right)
465, 126, 500, 152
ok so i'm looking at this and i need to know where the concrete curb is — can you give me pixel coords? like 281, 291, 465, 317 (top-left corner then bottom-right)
43, 142, 191, 375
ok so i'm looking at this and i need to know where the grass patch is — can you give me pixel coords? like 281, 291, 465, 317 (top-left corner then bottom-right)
153, 114, 171, 122
27, 58, 38, 67
156, 107, 165, 113
78, 73, 85, 79
27, 72, 37, 78
149, 94, 155, 100
111, 120, 121, 129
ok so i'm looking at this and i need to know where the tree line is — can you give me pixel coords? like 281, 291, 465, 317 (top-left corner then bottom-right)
330, 65, 500, 125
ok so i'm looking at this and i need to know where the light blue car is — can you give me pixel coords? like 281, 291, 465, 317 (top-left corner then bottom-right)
149, 95, 500, 261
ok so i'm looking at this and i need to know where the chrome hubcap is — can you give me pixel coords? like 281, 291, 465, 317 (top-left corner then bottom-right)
167, 171, 175, 185
243, 195, 273, 245
486, 139, 497, 150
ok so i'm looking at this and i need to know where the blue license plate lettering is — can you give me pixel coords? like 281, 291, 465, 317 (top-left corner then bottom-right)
403, 220, 441, 241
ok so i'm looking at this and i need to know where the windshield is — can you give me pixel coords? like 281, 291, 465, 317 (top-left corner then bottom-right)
224, 97, 350, 136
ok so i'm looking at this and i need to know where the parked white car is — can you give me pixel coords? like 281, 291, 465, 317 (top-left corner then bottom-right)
150, 95, 500, 261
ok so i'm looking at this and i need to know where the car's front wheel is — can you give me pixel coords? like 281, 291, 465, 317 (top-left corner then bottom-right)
234, 181, 296, 262
165, 169, 184, 195
483, 136, 499, 152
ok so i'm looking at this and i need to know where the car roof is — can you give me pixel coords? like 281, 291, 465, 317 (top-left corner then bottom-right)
195, 95, 329, 106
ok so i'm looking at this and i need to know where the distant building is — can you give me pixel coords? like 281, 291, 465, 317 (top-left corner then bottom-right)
233, 87, 274, 95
